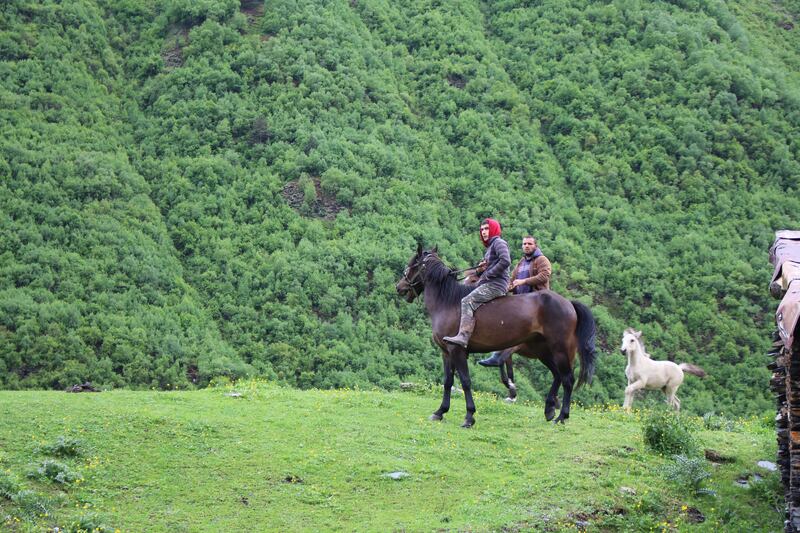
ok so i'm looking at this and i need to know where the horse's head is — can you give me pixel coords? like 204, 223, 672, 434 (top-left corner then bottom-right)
620, 328, 642, 356
396, 244, 437, 302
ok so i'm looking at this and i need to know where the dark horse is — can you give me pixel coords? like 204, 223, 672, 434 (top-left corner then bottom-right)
396, 245, 598, 426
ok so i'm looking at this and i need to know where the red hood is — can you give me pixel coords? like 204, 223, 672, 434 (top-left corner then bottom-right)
481, 218, 501, 247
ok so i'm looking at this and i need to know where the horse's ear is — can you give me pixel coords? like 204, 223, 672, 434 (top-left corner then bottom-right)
635, 330, 642, 338
432, 244, 438, 254
416, 242, 422, 257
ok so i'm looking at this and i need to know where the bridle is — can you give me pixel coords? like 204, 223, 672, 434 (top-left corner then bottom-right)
402, 257, 426, 299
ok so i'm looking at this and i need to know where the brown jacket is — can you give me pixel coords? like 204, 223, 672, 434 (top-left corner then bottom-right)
510, 253, 551, 292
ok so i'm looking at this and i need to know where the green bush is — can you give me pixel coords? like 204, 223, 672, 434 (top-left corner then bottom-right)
642, 410, 699, 456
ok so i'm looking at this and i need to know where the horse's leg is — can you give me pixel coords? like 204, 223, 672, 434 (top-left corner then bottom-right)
623, 379, 646, 412
506, 356, 517, 402
431, 354, 455, 421
541, 357, 561, 422
452, 349, 476, 428
552, 351, 574, 424
664, 383, 681, 411
500, 356, 517, 403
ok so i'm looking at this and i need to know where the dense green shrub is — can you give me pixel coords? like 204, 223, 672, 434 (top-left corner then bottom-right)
642, 410, 699, 456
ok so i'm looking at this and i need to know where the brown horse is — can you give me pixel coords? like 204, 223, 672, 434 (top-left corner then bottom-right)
396, 245, 597, 426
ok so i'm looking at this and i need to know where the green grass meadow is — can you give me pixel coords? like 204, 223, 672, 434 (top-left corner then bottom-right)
0, 382, 782, 531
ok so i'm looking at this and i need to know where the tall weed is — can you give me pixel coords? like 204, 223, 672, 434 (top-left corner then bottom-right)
27, 460, 80, 484
662, 454, 715, 496
0, 470, 20, 500
36, 436, 86, 458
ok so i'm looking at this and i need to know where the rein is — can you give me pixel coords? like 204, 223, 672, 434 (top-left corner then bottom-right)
449, 263, 482, 281
449, 264, 481, 275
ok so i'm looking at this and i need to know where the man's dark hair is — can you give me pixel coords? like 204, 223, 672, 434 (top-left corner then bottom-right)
523, 235, 536, 241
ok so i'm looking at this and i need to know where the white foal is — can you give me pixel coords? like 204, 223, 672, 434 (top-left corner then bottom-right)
619, 328, 706, 412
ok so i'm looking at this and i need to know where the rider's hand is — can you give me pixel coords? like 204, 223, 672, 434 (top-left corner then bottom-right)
477, 260, 487, 273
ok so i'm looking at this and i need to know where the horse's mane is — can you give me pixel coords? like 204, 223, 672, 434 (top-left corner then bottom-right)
423, 254, 474, 306
623, 328, 650, 358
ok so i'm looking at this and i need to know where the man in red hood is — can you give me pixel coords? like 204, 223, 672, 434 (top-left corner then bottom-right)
443, 218, 511, 348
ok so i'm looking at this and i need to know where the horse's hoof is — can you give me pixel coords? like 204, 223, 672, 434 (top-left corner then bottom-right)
429, 413, 444, 422
461, 419, 474, 428
553, 414, 568, 424
504, 397, 517, 403
545, 410, 555, 421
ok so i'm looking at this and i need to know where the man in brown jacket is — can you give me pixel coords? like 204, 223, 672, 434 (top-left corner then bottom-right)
508, 235, 551, 293
478, 235, 552, 367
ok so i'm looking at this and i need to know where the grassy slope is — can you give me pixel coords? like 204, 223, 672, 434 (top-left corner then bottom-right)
0, 384, 780, 531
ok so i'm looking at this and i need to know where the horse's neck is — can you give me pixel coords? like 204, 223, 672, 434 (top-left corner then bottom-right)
423, 284, 460, 335
627, 344, 650, 368
423, 285, 454, 314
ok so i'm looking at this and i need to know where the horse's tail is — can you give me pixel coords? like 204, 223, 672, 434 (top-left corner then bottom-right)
571, 300, 598, 388
679, 363, 706, 378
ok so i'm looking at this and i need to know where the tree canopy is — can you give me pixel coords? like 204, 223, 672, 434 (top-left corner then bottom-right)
1, 0, 799, 415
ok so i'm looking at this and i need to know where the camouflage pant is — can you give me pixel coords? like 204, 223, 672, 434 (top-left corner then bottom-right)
460, 283, 507, 319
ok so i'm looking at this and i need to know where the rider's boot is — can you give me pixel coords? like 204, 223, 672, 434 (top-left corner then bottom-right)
443, 315, 475, 348
478, 351, 506, 367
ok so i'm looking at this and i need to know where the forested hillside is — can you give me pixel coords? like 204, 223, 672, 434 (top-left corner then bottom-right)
1, 0, 799, 415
